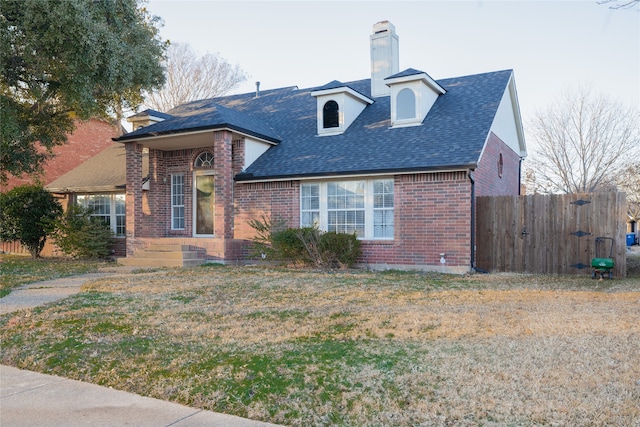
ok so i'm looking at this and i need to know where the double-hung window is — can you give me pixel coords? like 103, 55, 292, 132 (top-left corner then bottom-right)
76, 194, 126, 237
171, 174, 185, 230
301, 183, 320, 227
327, 181, 365, 235
373, 180, 394, 238
300, 178, 394, 240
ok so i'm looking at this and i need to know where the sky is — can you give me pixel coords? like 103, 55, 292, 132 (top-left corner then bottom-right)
144, 0, 639, 142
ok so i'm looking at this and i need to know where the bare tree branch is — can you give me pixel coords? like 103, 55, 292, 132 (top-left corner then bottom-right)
597, 0, 640, 9
144, 43, 248, 112
525, 86, 640, 194
615, 163, 640, 221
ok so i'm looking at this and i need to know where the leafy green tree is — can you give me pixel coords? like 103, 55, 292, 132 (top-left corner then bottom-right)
52, 204, 113, 259
0, 0, 166, 183
0, 185, 62, 257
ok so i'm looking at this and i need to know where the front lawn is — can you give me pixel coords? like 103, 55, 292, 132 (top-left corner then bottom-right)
1, 264, 639, 426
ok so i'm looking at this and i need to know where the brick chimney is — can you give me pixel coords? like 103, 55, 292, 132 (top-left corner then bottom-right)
370, 21, 399, 98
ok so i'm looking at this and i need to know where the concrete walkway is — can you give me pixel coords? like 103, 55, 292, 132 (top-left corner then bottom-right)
0, 268, 283, 427
0, 272, 116, 315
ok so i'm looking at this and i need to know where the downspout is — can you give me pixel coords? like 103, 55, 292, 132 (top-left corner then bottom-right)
469, 170, 476, 271
518, 157, 524, 195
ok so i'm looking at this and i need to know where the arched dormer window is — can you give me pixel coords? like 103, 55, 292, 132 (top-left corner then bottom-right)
194, 151, 214, 168
397, 88, 416, 120
323, 100, 339, 128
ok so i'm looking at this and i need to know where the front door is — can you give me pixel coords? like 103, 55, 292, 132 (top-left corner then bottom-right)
194, 173, 214, 236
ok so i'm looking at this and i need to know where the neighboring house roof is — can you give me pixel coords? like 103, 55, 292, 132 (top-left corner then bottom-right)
2, 118, 120, 191
46, 143, 148, 193
114, 69, 515, 181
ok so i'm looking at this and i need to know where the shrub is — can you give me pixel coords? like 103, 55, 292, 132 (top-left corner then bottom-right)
247, 214, 288, 260
319, 231, 362, 269
249, 216, 361, 269
52, 204, 113, 259
0, 185, 62, 257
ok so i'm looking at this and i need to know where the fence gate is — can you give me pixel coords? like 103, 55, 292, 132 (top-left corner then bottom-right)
476, 193, 627, 277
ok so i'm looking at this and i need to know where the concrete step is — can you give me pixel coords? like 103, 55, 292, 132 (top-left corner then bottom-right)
118, 257, 206, 268
118, 244, 206, 268
146, 244, 192, 252
133, 250, 201, 260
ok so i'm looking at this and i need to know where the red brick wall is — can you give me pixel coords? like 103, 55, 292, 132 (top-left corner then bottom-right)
234, 180, 300, 239
233, 172, 473, 271
3, 119, 120, 191
125, 142, 144, 257
474, 132, 521, 197
213, 131, 234, 240
361, 172, 472, 270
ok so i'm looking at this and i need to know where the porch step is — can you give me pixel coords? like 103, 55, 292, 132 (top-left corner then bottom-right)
118, 244, 206, 268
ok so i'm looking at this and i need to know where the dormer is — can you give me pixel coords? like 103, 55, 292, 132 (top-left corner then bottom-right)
311, 81, 373, 136
126, 109, 173, 131
385, 69, 446, 128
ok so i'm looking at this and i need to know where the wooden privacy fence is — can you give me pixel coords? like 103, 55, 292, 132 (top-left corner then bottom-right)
476, 192, 627, 277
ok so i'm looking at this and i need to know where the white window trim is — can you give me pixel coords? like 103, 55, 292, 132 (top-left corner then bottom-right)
76, 194, 126, 238
300, 179, 394, 240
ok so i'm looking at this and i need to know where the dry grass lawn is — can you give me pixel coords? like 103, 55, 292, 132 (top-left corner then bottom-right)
1, 263, 639, 426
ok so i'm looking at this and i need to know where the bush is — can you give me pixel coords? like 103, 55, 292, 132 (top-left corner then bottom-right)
319, 231, 362, 269
0, 185, 62, 257
273, 227, 311, 264
249, 216, 361, 269
247, 214, 288, 260
52, 204, 113, 259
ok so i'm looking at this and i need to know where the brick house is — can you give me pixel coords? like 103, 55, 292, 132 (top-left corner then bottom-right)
109, 21, 526, 272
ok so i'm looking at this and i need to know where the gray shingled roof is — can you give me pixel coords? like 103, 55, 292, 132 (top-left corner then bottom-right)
115, 70, 513, 181
385, 68, 430, 79
118, 99, 282, 143
127, 109, 174, 120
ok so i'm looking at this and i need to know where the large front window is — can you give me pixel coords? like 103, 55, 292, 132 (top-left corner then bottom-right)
300, 179, 394, 240
77, 194, 125, 237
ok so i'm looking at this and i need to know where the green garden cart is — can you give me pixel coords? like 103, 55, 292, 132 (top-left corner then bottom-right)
591, 237, 615, 279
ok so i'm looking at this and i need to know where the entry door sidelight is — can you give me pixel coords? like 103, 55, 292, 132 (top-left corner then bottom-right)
195, 174, 214, 235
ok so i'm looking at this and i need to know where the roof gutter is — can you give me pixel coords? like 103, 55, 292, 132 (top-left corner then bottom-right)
113, 124, 281, 145
46, 185, 126, 194
235, 163, 478, 183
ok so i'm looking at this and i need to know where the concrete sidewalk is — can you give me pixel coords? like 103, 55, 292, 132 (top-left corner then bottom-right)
0, 365, 281, 427
0, 268, 283, 427
0, 272, 115, 315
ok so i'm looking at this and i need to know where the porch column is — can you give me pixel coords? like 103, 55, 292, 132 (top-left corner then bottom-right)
148, 149, 167, 237
125, 142, 143, 256
213, 130, 234, 240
